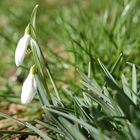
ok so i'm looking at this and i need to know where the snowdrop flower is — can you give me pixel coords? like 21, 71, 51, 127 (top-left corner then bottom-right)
21, 65, 38, 104
15, 25, 31, 66
15, 24, 41, 66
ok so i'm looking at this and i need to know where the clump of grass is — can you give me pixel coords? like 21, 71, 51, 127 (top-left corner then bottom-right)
1, 1, 140, 140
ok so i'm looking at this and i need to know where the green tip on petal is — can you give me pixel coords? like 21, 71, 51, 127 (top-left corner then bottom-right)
25, 24, 32, 35
29, 65, 36, 75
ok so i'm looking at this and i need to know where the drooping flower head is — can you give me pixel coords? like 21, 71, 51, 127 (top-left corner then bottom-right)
15, 24, 31, 66
15, 24, 41, 66
21, 65, 38, 104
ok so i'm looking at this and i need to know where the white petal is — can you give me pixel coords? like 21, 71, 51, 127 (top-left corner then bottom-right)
30, 38, 41, 59
15, 34, 31, 66
21, 74, 37, 104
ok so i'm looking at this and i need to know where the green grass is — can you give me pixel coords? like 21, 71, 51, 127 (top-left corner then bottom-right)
0, 0, 140, 139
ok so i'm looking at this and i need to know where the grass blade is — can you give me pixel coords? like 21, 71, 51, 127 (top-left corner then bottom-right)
25, 122, 52, 140
58, 117, 87, 140
132, 64, 137, 104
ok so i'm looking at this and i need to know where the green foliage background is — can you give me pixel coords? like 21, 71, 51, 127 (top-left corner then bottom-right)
0, 0, 140, 139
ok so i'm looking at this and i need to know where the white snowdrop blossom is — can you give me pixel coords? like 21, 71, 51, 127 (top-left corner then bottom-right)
15, 35, 41, 66
15, 33, 31, 66
21, 66, 38, 104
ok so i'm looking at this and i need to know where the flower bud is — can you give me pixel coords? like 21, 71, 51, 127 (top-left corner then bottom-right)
21, 66, 37, 104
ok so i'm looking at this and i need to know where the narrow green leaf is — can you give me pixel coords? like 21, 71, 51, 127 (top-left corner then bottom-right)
0, 112, 25, 126
121, 74, 131, 99
0, 130, 37, 136
30, 4, 39, 29
75, 97, 92, 121
36, 77, 49, 106
25, 122, 52, 140
128, 123, 140, 140
36, 120, 63, 134
98, 59, 118, 86
81, 80, 110, 103
43, 106, 110, 140
132, 64, 137, 104
30, 39, 52, 105
106, 77, 138, 121
85, 93, 115, 116
98, 59, 138, 121
46, 68, 63, 105
103, 86, 122, 116
77, 69, 102, 92
110, 53, 123, 74
58, 117, 87, 140
88, 61, 91, 78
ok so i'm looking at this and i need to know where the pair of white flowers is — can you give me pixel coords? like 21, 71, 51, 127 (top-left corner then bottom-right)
15, 26, 40, 104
